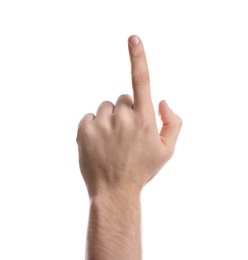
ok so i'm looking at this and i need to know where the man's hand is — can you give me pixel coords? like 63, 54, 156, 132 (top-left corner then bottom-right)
76, 35, 182, 199
76, 35, 182, 260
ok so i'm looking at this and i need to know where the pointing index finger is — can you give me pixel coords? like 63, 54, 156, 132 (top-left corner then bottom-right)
128, 35, 153, 113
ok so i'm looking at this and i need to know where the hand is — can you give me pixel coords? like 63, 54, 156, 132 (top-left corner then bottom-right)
76, 35, 182, 198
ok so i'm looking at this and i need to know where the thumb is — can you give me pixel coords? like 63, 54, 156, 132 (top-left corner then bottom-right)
159, 100, 182, 150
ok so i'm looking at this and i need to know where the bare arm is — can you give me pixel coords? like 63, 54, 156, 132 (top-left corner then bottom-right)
86, 190, 142, 259
76, 35, 182, 260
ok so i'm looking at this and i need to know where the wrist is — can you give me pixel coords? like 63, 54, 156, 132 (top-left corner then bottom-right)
88, 179, 142, 203
89, 186, 141, 209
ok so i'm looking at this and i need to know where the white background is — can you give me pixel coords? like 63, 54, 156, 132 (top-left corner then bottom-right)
0, 0, 248, 259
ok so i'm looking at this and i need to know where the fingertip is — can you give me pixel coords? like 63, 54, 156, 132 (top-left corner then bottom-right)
158, 99, 168, 114
128, 35, 140, 46
159, 100, 165, 109
128, 35, 144, 60
159, 99, 172, 124
128, 35, 144, 59
159, 99, 169, 108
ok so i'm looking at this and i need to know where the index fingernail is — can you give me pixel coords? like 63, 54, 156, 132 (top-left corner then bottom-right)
129, 35, 140, 46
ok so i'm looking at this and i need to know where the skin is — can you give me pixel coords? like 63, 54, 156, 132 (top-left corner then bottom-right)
76, 35, 182, 260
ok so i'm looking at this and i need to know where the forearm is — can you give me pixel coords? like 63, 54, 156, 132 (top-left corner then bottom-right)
85, 189, 142, 260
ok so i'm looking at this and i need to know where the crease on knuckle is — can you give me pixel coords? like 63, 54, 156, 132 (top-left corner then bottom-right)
132, 73, 149, 86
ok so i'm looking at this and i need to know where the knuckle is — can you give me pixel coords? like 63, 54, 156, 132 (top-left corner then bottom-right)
175, 115, 183, 127
98, 101, 114, 110
101, 100, 113, 106
172, 113, 183, 127
118, 94, 132, 101
77, 113, 94, 127
113, 110, 131, 126
77, 120, 93, 143
132, 73, 149, 86
116, 94, 133, 109
97, 101, 114, 113
85, 112, 94, 119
